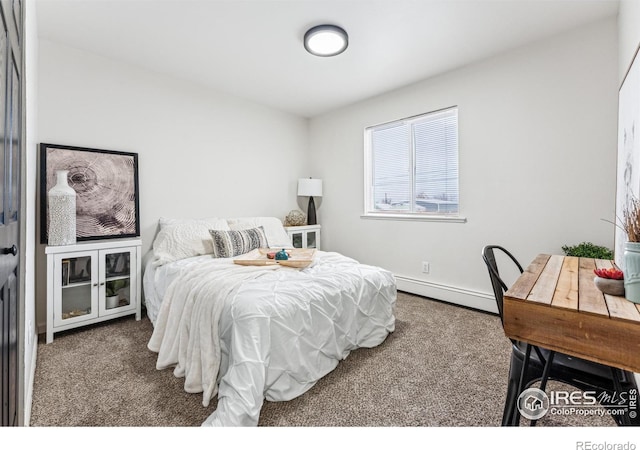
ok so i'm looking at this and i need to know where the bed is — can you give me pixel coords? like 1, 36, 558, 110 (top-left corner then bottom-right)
143, 216, 396, 426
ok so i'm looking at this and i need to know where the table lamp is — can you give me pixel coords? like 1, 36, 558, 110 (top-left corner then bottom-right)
297, 178, 323, 225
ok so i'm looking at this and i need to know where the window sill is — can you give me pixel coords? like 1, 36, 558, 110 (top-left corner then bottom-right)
360, 213, 467, 223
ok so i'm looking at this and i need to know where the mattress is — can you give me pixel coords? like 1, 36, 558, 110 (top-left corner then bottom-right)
143, 250, 396, 426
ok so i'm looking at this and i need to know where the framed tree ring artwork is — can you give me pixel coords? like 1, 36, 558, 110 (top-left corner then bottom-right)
40, 143, 140, 243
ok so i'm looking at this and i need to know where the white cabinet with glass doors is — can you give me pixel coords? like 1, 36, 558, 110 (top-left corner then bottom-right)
285, 225, 321, 250
45, 239, 142, 343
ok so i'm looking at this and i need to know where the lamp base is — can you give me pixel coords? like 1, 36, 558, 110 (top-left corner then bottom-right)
307, 196, 317, 225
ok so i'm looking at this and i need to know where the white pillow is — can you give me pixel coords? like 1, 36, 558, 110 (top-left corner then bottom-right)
226, 217, 292, 248
158, 216, 225, 230
152, 219, 230, 266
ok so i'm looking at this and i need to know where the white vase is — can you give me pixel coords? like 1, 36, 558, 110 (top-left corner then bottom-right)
48, 170, 77, 246
106, 295, 120, 309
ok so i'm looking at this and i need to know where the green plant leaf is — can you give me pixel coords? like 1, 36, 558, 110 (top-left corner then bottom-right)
106, 279, 129, 296
561, 242, 614, 259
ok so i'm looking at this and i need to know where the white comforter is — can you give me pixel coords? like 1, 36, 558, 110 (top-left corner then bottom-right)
146, 251, 396, 426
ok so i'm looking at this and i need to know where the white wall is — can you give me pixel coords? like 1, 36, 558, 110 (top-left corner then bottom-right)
618, 0, 640, 84
23, 0, 39, 426
36, 40, 309, 331
309, 18, 619, 312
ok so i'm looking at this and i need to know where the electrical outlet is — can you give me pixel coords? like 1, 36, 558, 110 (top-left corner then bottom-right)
422, 261, 430, 274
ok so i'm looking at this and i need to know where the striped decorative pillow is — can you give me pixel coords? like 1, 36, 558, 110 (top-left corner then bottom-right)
209, 226, 268, 258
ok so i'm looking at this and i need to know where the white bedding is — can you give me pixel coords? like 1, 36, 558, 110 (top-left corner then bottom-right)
144, 250, 396, 426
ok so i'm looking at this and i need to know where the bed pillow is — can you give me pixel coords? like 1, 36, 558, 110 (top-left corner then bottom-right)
158, 216, 225, 230
152, 219, 230, 266
210, 226, 268, 258
226, 217, 292, 248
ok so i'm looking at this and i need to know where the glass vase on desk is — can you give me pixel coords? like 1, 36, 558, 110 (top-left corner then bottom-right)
623, 242, 640, 303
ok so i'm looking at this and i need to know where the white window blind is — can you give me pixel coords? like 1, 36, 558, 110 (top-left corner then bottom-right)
365, 107, 459, 216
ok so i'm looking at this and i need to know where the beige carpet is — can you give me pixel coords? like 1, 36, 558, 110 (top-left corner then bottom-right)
29, 292, 615, 427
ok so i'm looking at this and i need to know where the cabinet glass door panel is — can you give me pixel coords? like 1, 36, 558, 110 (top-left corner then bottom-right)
60, 284, 92, 320
291, 233, 303, 248
105, 251, 130, 279
54, 253, 98, 327
307, 231, 317, 249
65, 255, 92, 285
100, 248, 136, 316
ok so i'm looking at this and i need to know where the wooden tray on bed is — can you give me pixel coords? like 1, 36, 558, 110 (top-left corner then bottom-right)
234, 248, 316, 268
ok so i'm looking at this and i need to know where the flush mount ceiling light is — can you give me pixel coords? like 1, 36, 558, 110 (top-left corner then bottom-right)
304, 24, 348, 57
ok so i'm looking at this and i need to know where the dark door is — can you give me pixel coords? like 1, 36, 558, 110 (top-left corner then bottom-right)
0, 0, 21, 427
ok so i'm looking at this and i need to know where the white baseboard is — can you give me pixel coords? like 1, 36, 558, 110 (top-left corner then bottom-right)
24, 335, 37, 426
395, 275, 498, 314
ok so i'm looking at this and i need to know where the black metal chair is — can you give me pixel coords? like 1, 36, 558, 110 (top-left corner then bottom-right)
482, 245, 639, 426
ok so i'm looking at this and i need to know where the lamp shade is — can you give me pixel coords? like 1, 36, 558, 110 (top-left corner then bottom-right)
297, 178, 323, 197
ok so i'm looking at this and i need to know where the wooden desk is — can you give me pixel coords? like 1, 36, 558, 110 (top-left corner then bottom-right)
503, 254, 640, 373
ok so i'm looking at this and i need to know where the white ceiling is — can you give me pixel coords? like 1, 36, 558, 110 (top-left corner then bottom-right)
36, 0, 619, 118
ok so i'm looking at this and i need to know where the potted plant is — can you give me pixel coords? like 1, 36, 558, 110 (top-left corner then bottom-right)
105, 279, 128, 309
593, 267, 625, 296
561, 242, 614, 259
619, 197, 640, 303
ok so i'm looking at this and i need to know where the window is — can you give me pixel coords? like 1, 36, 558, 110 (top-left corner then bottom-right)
364, 107, 460, 219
